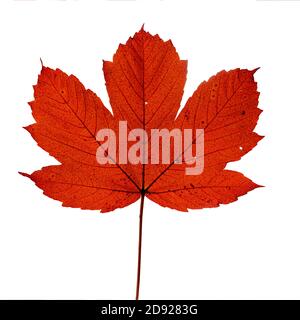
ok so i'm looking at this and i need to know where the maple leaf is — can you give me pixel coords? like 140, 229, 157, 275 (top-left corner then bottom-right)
21, 27, 263, 299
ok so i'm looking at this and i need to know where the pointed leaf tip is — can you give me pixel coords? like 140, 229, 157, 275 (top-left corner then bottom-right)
252, 67, 260, 74
39, 57, 45, 69
19, 172, 31, 178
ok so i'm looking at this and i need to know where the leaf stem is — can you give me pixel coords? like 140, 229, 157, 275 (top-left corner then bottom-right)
136, 192, 145, 300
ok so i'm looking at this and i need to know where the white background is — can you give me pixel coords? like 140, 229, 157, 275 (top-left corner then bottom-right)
0, 0, 300, 300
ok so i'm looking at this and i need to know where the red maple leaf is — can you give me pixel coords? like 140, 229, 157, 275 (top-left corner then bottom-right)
21, 27, 263, 299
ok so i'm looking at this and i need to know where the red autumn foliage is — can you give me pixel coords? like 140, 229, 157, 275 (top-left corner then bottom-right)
21, 27, 263, 213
